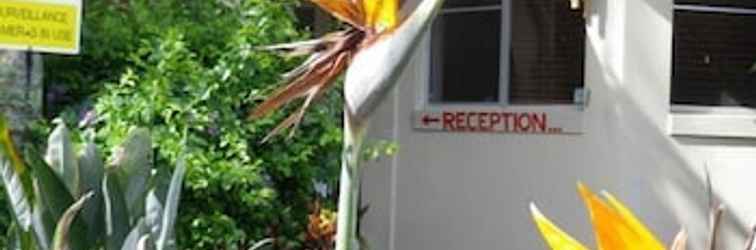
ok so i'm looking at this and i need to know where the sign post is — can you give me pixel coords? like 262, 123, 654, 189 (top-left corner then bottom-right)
0, 0, 82, 54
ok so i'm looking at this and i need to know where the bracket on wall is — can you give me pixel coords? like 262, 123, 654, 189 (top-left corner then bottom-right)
574, 87, 590, 111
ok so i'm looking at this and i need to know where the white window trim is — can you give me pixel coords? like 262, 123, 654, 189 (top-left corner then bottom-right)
413, 0, 587, 134
669, 3, 756, 139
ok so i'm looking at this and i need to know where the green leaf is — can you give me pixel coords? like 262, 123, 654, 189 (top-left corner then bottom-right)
0, 116, 34, 233
31, 195, 54, 250
26, 148, 75, 223
120, 218, 146, 250
77, 142, 105, 247
7, 223, 20, 250
8, 222, 38, 250
1, 160, 32, 231
111, 128, 152, 220
155, 155, 186, 250
137, 235, 155, 250
52, 191, 94, 250
248, 238, 274, 250
103, 173, 130, 250
144, 190, 163, 240
0, 114, 28, 176
27, 146, 90, 250
45, 122, 80, 197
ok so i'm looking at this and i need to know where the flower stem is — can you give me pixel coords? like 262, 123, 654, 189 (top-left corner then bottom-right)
336, 112, 366, 250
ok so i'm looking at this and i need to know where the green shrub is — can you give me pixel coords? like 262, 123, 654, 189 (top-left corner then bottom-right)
41, 0, 343, 249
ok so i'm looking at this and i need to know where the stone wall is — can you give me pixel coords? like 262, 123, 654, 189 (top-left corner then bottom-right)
0, 50, 43, 133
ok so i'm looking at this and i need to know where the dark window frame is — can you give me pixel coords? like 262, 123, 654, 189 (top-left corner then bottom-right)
427, 0, 587, 105
671, 1, 756, 108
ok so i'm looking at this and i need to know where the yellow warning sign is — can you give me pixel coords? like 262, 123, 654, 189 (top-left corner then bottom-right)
0, 0, 81, 54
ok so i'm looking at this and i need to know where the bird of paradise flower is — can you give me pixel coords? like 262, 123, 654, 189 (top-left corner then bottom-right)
250, 0, 421, 141
530, 183, 666, 250
251, 1, 444, 250
531, 182, 756, 250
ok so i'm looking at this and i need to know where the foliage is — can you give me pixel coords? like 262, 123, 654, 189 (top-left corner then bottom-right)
0, 115, 188, 250
40, 0, 345, 248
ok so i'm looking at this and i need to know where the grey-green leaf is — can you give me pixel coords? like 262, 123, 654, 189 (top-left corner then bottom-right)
31, 195, 54, 250
1, 159, 32, 230
45, 122, 80, 197
111, 128, 152, 220
145, 190, 163, 240
248, 238, 274, 250
8, 222, 38, 250
104, 173, 131, 250
26, 148, 75, 224
155, 155, 186, 250
52, 191, 94, 250
121, 218, 146, 250
137, 235, 155, 250
78, 141, 105, 246
7, 223, 20, 250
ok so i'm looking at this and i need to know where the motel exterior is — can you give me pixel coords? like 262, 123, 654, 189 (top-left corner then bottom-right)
360, 0, 756, 249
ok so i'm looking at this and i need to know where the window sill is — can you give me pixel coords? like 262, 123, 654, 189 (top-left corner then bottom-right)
412, 104, 585, 134
669, 106, 756, 139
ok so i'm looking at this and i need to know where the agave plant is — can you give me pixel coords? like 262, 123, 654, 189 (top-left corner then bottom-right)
251, 0, 444, 249
530, 182, 756, 250
0, 115, 186, 250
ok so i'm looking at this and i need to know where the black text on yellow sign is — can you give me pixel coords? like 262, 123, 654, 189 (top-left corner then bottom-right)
0, 0, 81, 54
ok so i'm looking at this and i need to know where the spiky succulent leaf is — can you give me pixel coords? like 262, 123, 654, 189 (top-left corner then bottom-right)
1, 159, 32, 231
0, 116, 34, 231
45, 122, 80, 197
27, 147, 90, 250
31, 194, 54, 250
121, 218, 147, 250
104, 173, 131, 250
111, 128, 152, 221
26, 148, 75, 223
249, 238, 274, 250
7, 222, 38, 250
7, 222, 19, 250
145, 190, 163, 240
51, 191, 94, 250
78, 141, 105, 246
137, 235, 155, 250
155, 155, 186, 250
0, 115, 29, 176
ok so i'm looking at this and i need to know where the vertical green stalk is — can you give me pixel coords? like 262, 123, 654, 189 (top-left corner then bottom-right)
335, 112, 366, 250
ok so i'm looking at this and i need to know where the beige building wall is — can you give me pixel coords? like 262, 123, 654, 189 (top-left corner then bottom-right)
362, 0, 756, 249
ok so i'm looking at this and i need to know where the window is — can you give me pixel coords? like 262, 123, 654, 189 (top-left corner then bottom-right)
429, 0, 586, 104
672, 1, 756, 108
670, 1, 756, 138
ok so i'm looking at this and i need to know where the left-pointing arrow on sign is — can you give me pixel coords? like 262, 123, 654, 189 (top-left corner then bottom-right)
422, 115, 440, 126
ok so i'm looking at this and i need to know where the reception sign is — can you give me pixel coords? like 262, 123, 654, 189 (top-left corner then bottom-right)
0, 0, 82, 54
413, 108, 583, 134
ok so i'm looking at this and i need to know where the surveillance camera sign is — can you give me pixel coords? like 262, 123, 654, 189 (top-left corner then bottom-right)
0, 0, 82, 54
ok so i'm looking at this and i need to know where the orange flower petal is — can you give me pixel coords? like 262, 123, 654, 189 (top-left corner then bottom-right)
578, 183, 633, 250
310, 0, 365, 28
363, 0, 399, 32
601, 191, 665, 250
530, 203, 590, 250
